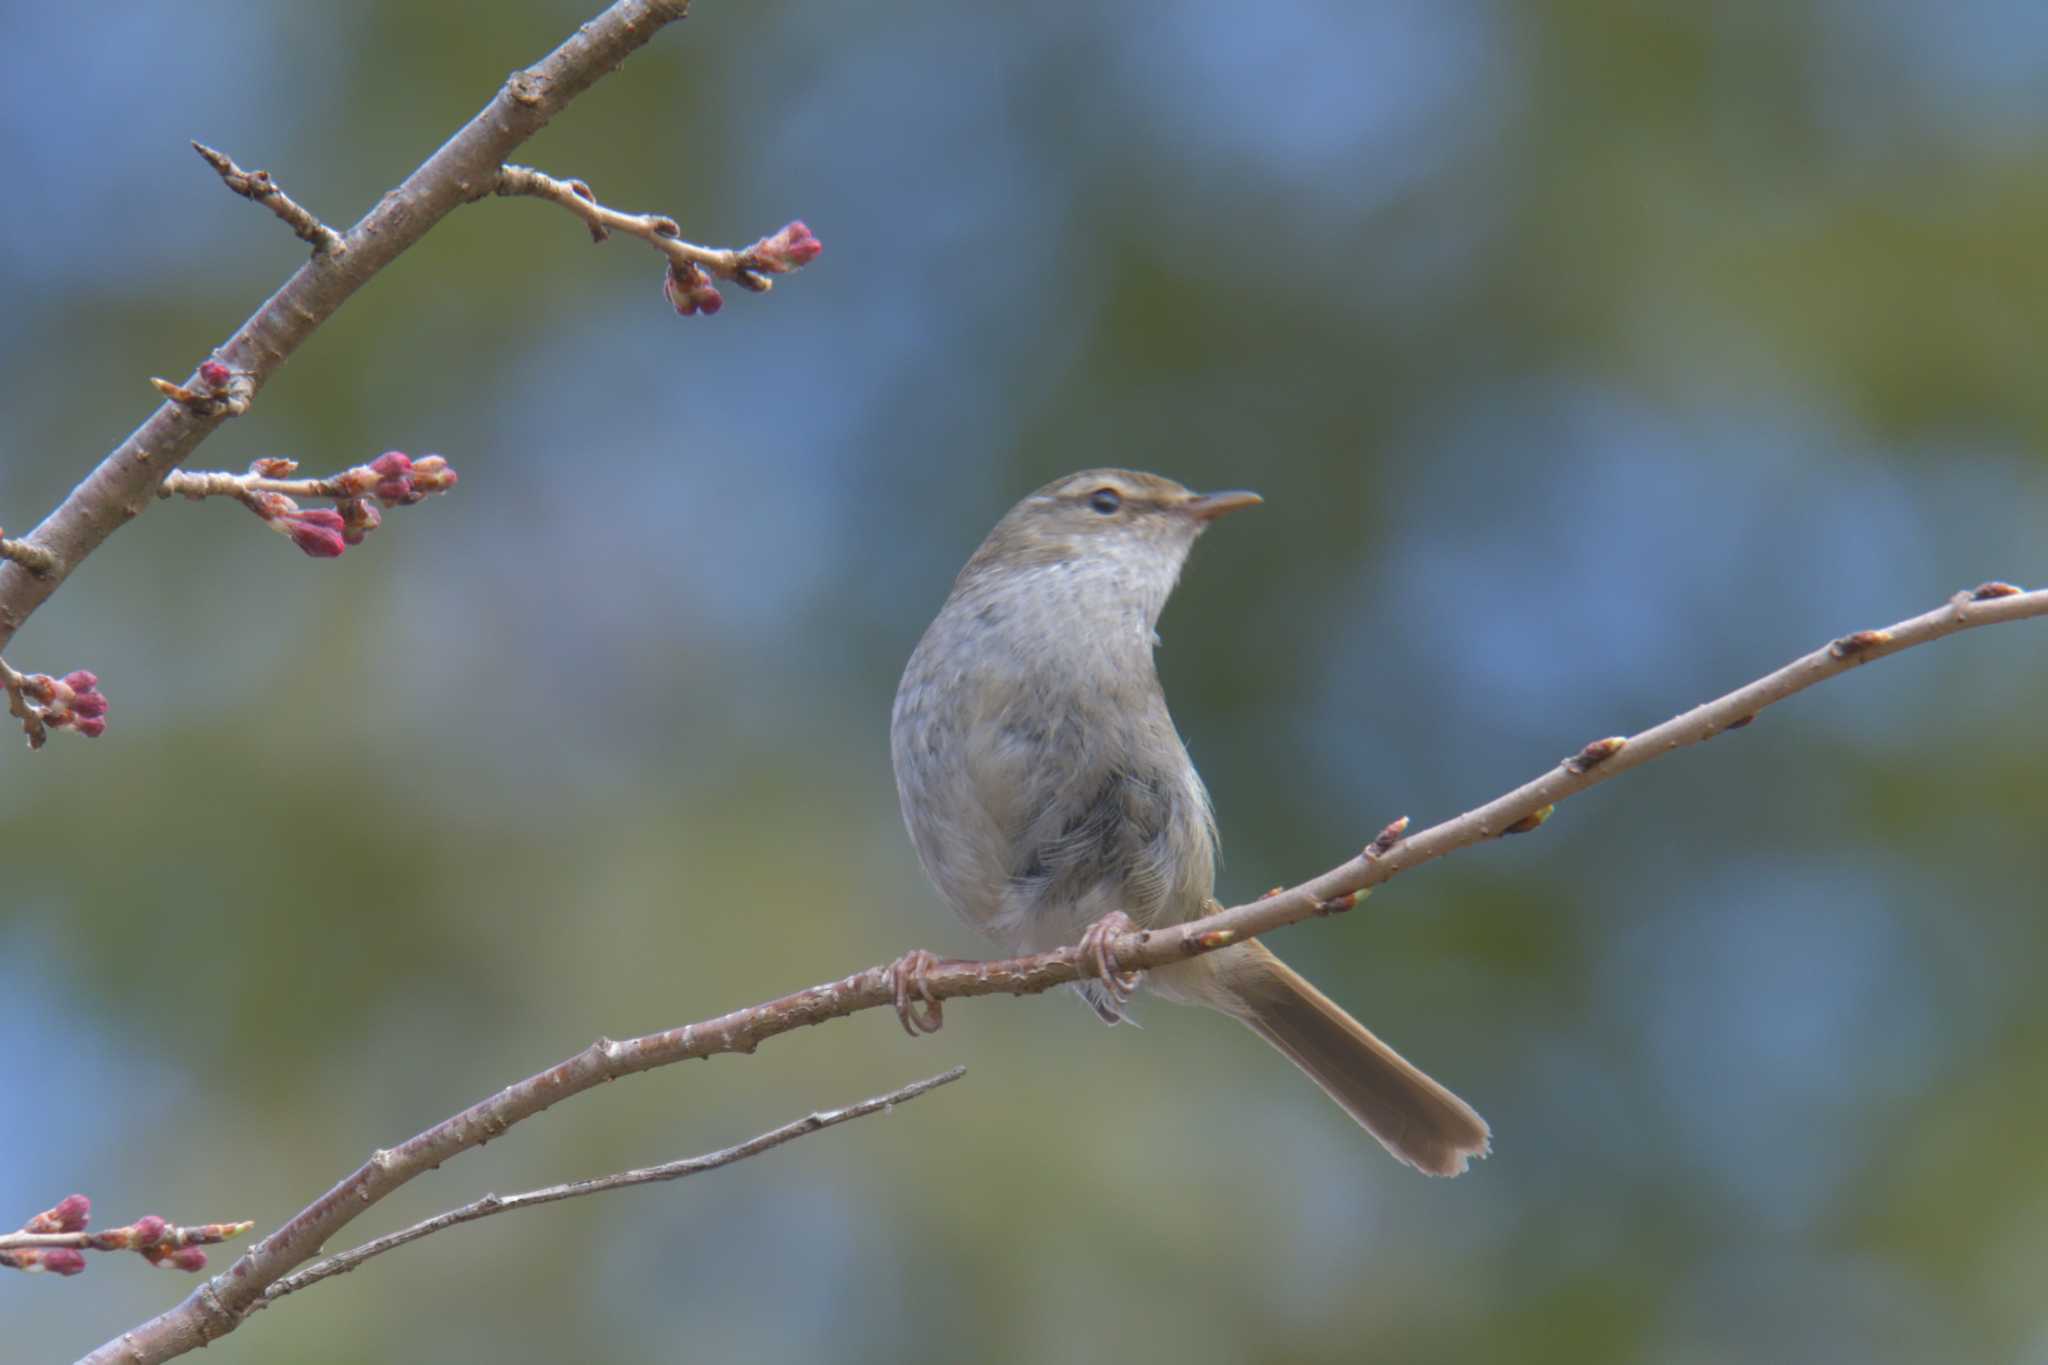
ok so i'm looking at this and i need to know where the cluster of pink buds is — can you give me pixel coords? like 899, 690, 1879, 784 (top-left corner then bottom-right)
664, 221, 822, 318
334, 450, 460, 505
1, 1194, 92, 1275
745, 220, 823, 274
665, 260, 725, 317
2, 1195, 249, 1277
12, 669, 109, 740
243, 451, 458, 559
249, 495, 349, 558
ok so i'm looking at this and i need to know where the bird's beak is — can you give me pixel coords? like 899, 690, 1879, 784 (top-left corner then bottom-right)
1183, 489, 1263, 523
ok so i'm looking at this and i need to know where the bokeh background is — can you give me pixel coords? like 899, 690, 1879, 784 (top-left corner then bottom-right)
5, 2, 2047, 1361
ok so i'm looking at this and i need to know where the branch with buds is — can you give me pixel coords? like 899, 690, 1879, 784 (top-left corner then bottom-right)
89, 580, 2047, 1364
494, 164, 822, 317
1, 1196, 250, 1277
160, 451, 459, 559
1, 659, 107, 747
0, 0, 814, 749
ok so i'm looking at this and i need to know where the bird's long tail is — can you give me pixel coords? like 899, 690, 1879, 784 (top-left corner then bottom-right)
1163, 940, 1490, 1176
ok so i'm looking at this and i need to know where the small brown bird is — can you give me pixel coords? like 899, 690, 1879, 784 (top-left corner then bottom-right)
890, 469, 1488, 1175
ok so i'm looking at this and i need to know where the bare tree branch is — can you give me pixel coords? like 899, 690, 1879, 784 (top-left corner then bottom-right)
256, 1068, 966, 1307
81, 580, 2046, 1365
191, 142, 345, 256
0, 0, 696, 663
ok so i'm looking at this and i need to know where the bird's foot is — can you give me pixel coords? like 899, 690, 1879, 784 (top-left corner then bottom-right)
1076, 911, 1144, 1013
888, 948, 947, 1038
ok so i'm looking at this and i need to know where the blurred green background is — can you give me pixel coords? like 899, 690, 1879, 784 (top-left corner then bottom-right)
5, 2, 2047, 1361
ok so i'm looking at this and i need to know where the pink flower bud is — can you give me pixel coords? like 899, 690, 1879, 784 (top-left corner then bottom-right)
58, 672, 97, 695
752, 220, 823, 272
131, 1215, 168, 1247
68, 690, 108, 719
280, 508, 348, 559
198, 360, 231, 389
43, 1249, 87, 1276
52, 1194, 91, 1231
72, 714, 107, 738
369, 451, 413, 477
373, 477, 418, 505
169, 1247, 208, 1272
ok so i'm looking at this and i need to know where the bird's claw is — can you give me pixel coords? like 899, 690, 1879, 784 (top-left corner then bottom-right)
1077, 911, 1143, 1007
889, 948, 946, 1037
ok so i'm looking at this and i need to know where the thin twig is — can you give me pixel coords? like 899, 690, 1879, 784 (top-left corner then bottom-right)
495, 163, 780, 288
0, 656, 47, 749
161, 472, 353, 500
87, 580, 2047, 1365
493, 164, 821, 315
192, 142, 345, 256
259, 1067, 966, 1306
1, 1199, 251, 1276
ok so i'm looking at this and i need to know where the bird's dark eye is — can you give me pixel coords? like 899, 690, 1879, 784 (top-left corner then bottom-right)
1088, 488, 1122, 515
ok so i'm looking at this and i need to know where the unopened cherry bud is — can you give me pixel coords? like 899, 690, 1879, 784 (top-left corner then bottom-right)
751, 220, 822, 272
279, 508, 347, 559
51, 1194, 91, 1231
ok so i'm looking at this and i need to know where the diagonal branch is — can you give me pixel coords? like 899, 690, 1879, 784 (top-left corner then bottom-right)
83, 579, 2047, 1365
0, 0, 694, 662
257, 1067, 965, 1307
